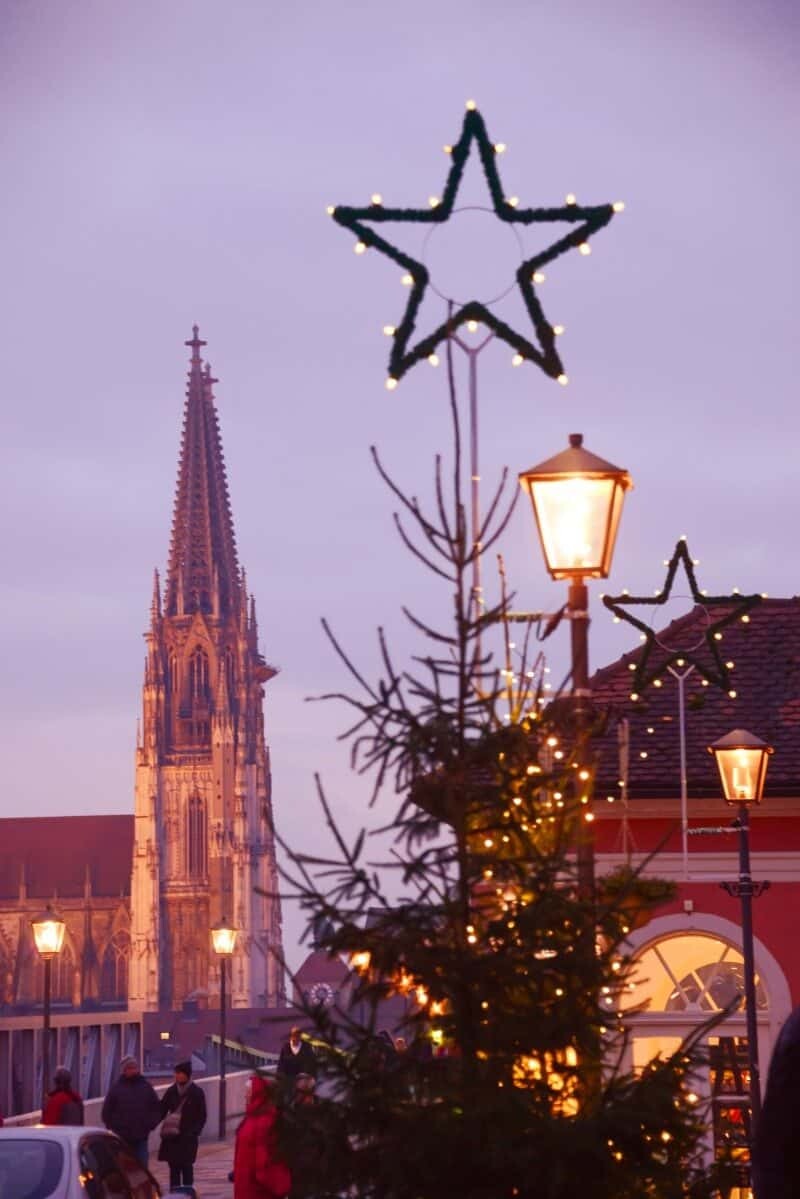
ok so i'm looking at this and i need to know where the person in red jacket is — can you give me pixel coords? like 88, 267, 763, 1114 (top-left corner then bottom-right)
232, 1074, 291, 1199
42, 1066, 84, 1125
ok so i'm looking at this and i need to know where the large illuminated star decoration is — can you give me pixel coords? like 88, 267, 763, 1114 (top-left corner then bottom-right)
602, 538, 762, 696
329, 103, 623, 388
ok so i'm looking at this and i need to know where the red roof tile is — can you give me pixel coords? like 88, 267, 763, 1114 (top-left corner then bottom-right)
0, 815, 133, 900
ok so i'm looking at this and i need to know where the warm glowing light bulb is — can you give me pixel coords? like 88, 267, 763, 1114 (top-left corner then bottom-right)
557, 373, 569, 385
613, 200, 625, 212
494, 142, 507, 153
401, 273, 414, 286
326, 205, 336, 215
429, 196, 440, 208
578, 242, 592, 256
383, 324, 395, 336
566, 193, 577, 205
385, 377, 398, 391
507, 196, 519, 207
354, 241, 367, 254
553, 324, 565, 335
532, 271, 546, 283
371, 193, 383, 205
466, 99, 477, 110
512, 353, 524, 366
443, 144, 452, 154
428, 353, 439, 366
467, 319, 479, 332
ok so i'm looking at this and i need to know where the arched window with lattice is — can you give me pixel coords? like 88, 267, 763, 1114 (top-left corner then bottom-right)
187, 795, 208, 878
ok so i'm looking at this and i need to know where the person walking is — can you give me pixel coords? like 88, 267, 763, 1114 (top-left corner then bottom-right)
276, 1028, 317, 1085
42, 1066, 84, 1125
232, 1074, 291, 1199
101, 1056, 161, 1169
157, 1060, 207, 1190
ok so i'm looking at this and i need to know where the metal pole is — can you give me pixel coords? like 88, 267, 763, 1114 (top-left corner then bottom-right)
667, 664, 695, 880
737, 803, 762, 1132
218, 957, 227, 1140
42, 957, 51, 1113
568, 579, 594, 901
468, 347, 481, 622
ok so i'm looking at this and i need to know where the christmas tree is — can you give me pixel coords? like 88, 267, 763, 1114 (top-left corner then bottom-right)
271, 364, 729, 1199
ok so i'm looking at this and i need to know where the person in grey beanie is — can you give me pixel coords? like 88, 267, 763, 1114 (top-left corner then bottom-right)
101, 1056, 161, 1168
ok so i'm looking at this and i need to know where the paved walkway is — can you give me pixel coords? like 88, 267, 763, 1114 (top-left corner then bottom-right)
152, 1137, 234, 1199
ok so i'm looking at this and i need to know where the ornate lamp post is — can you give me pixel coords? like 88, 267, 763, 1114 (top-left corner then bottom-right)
708, 728, 773, 1133
211, 920, 237, 1140
518, 433, 632, 895
30, 905, 66, 1111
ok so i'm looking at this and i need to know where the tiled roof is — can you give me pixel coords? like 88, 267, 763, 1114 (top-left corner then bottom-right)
590, 598, 800, 799
0, 815, 134, 900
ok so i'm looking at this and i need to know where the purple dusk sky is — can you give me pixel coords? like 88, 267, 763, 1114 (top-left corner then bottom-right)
2, 0, 798, 963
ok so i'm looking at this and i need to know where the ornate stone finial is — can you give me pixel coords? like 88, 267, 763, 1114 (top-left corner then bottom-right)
150, 568, 162, 622
185, 324, 207, 362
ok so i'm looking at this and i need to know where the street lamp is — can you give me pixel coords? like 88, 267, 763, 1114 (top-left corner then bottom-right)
708, 729, 773, 1134
211, 920, 237, 1140
519, 433, 632, 895
30, 905, 66, 1111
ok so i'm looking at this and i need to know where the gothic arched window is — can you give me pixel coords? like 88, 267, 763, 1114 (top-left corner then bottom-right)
187, 795, 208, 878
51, 945, 75, 1004
225, 648, 236, 699
169, 654, 179, 695
189, 647, 209, 701
101, 932, 130, 1003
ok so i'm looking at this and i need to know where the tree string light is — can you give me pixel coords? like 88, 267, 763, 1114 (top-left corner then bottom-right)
329, 104, 622, 385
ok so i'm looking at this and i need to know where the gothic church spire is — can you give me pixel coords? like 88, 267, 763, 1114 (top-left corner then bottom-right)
165, 326, 240, 617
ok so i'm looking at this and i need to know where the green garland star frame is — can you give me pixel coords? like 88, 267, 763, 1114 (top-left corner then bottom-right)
602, 539, 762, 694
330, 106, 620, 385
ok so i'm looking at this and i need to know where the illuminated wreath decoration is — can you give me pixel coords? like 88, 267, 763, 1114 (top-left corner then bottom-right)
329, 104, 622, 386
602, 539, 762, 696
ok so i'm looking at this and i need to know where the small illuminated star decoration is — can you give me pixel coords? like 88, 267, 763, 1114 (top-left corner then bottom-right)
602, 538, 762, 697
329, 101, 624, 388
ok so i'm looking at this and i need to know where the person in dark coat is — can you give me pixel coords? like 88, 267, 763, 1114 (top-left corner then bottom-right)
157, 1060, 207, 1189
752, 1005, 800, 1199
42, 1066, 84, 1126
101, 1056, 161, 1169
276, 1028, 317, 1084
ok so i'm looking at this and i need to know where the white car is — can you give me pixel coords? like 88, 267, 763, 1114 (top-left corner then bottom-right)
0, 1125, 191, 1199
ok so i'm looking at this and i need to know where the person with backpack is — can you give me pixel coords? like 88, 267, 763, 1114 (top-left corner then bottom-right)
157, 1060, 207, 1190
42, 1066, 84, 1125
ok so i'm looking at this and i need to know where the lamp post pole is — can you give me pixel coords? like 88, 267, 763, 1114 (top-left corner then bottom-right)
568, 577, 594, 900
30, 906, 66, 1114
708, 729, 773, 1151
721, 803, 765, 1129
219, 954, 227, 1140
211, 920, 236, 1141
518, 434, 632, 901
42, 957, 52, 1112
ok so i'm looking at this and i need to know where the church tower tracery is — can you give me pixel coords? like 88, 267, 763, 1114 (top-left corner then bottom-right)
129, 327, 284, 1012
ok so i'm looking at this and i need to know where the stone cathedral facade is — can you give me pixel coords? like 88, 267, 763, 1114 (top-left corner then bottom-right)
129, 327, 284, 1011
0, 328, 284, 1015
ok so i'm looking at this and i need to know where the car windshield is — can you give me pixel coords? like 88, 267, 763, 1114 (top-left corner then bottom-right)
0, 1138, 64, 1198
